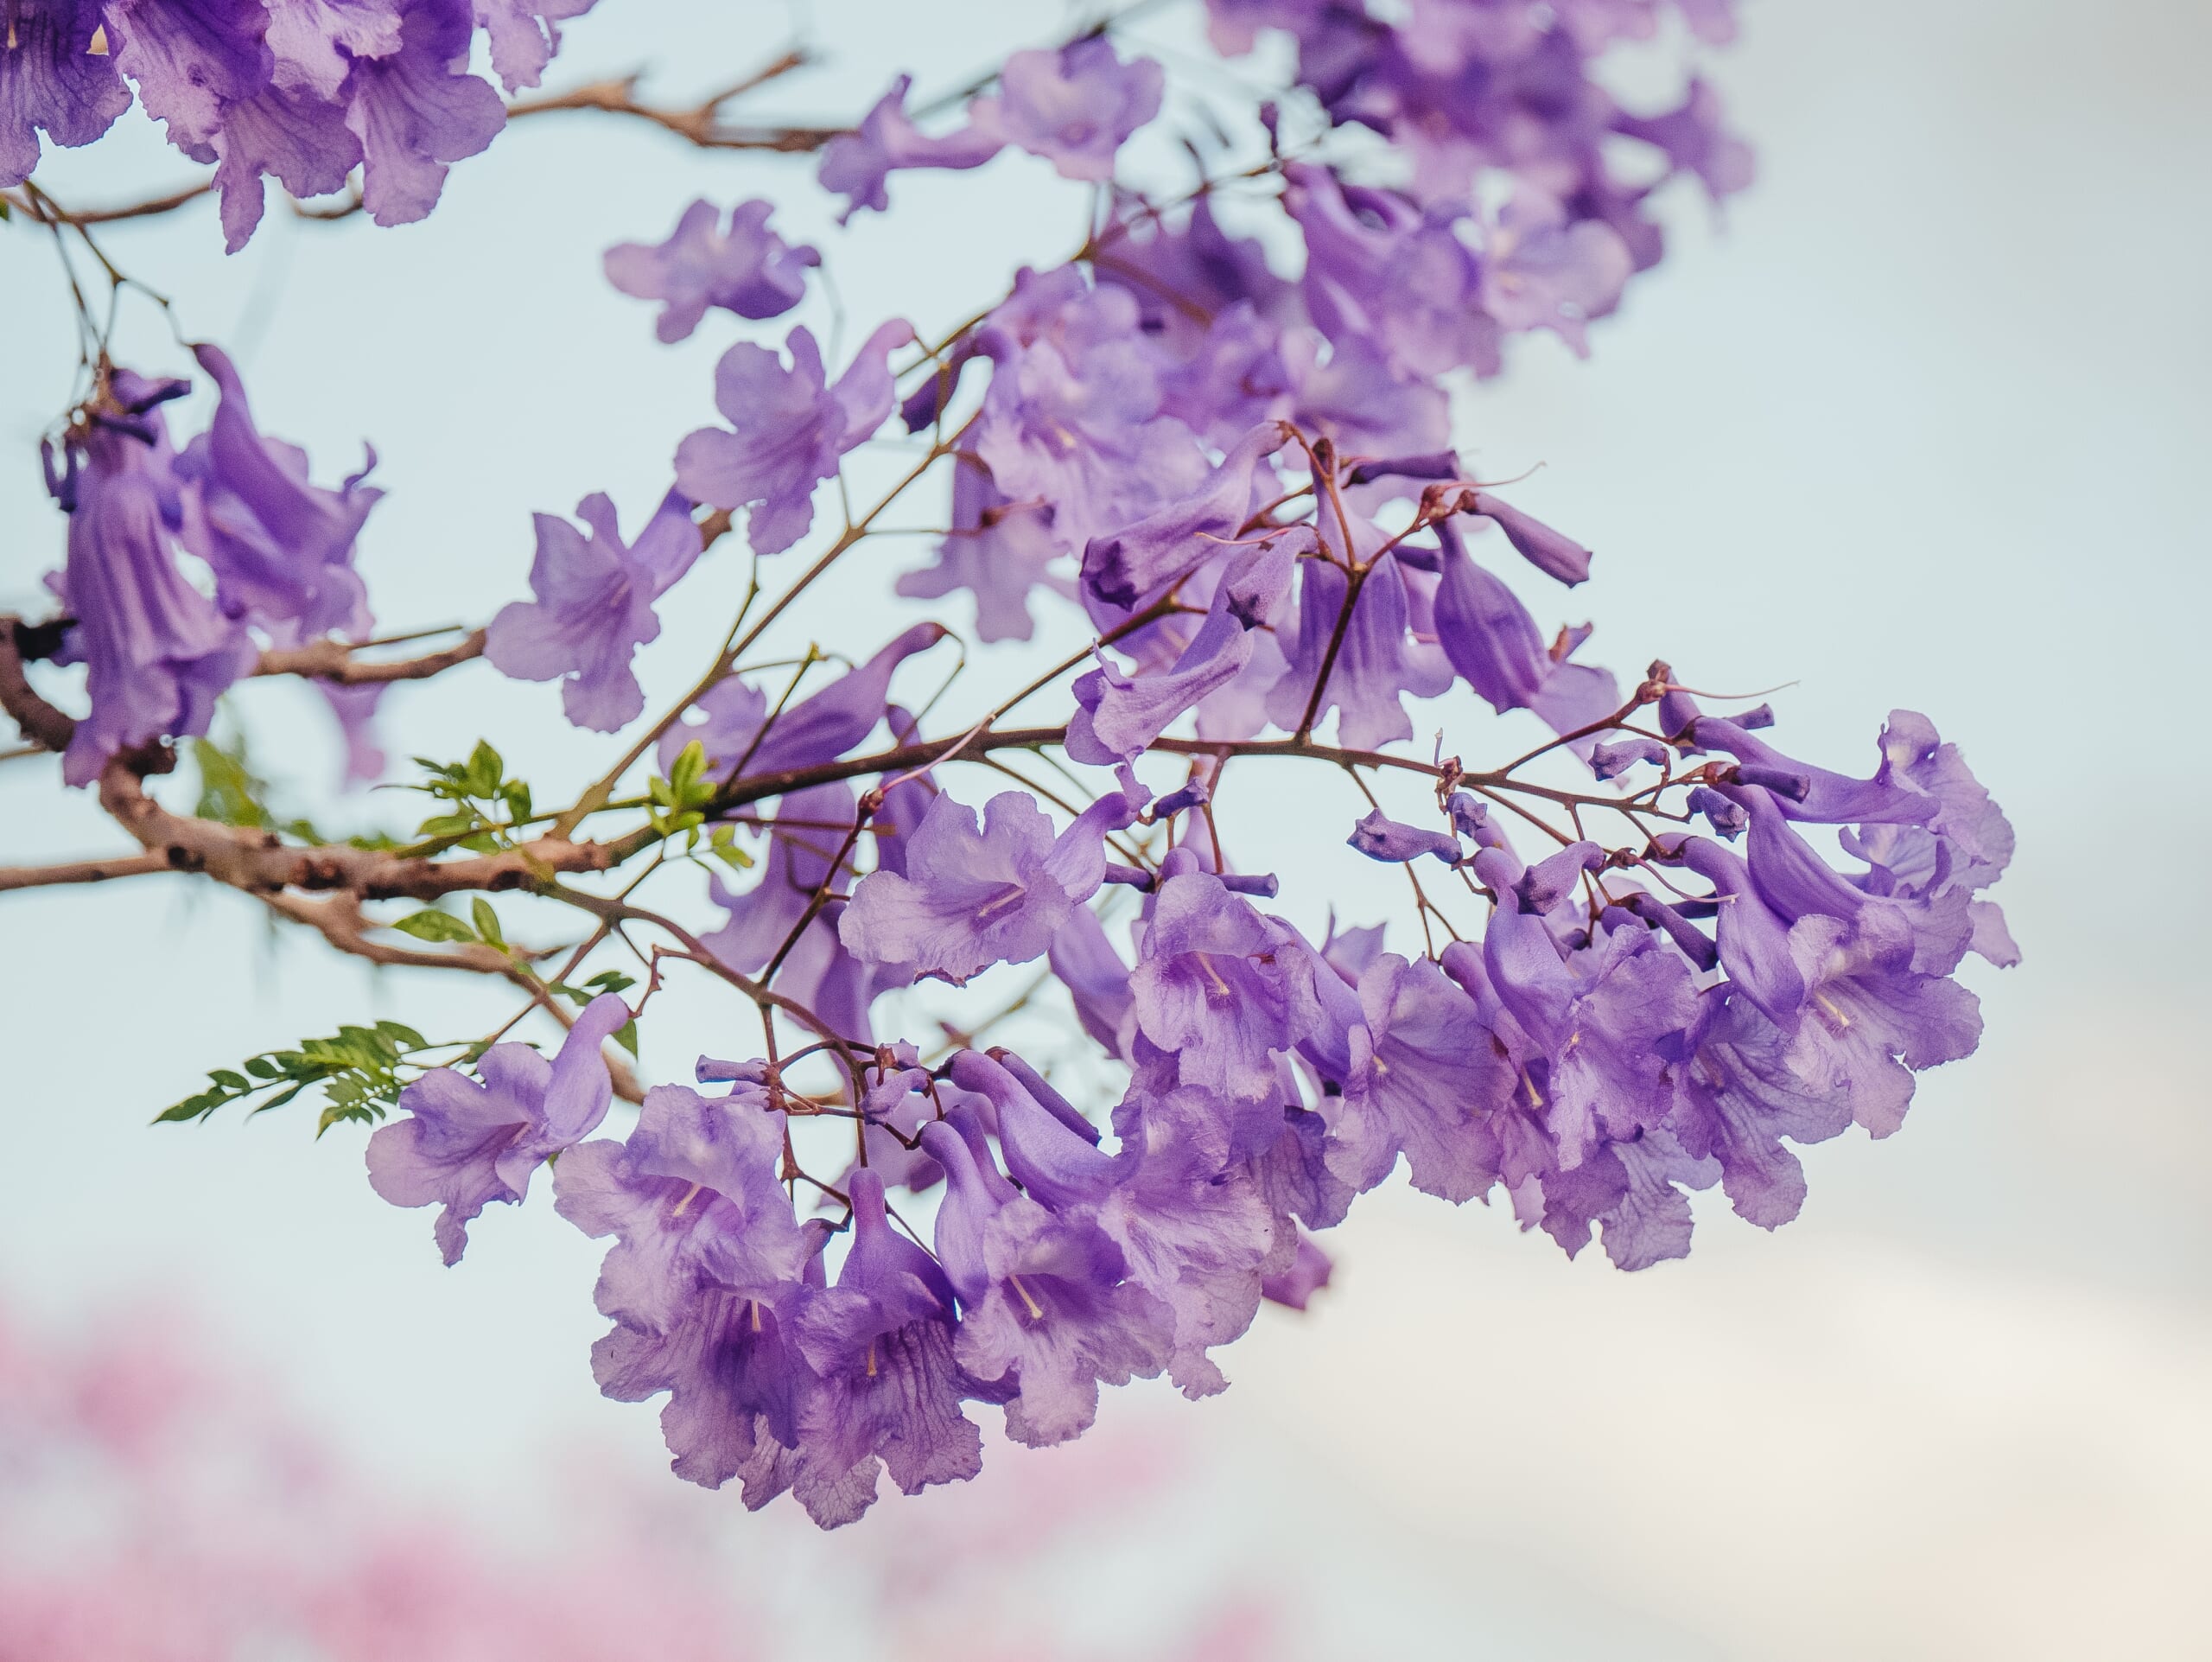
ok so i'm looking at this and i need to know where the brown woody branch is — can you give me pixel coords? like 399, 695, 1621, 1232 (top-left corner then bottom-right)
2, 48, 837, 228
0, 617, 76, 753
255, 628, 486, 685
93, 760, 617, 899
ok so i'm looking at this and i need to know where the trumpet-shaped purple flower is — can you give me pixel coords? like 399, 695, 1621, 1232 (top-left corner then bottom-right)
1476, 189, 1633, 361
342, 3, 507, 229
658, 621, 946, 780
1266, 550, 1451, 749
1262, 1228, 1332, 1310
972, 271, 1208, 557
1067, 539, 1294, 762
675, 320, 914, 555
970, 36, 1163, 183
174, 343, 380, 645
787, 1168, 983, 1525
553, 1083, 822, 1499
841, 787, 1137, 986
48, 373, 256, 787
603, 198, 820, 343
485, 487, 701, 732
919, 1122, 1172, 1448
816, 73, 1003, 220
895, 462, 1069, 643
1079, 421, 1288, 610
1347, 810, 1459, 865
1129, 854, 1300, 1102
0, 0, 131, 188
1431, 519, 1617, 735
1329, 953, 1516, 1201
365, 993, 629, 1265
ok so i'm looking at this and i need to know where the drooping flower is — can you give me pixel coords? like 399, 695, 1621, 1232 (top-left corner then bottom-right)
603, 198, 820, 343
46, 371, 257, 787
970, 35, 1163, 182
675, 320, 915, 555
656, 620, 946, 780
1067, 538, 1294, 762
552, 1083, 823, 1502
919, 1121, 1173, 1448
788, 1168, 985, 1525
174, 342, 382, 646
893, 460, 1069, 644
0, 0, 132, 190
365, 993, 630, 1265
484, 487, 702, 732
841, 786, 1139, 986
1128, 852, 1301, 1102
816, 72, 1003, 220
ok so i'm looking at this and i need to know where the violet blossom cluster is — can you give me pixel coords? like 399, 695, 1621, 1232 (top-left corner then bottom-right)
4, 0, 2013, 1532
0, 0, 596, 247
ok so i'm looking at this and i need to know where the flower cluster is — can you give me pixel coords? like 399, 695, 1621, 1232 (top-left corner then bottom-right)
0, 0, 594, 247
3, 0, 2014, 1534
37, 345, 379, 783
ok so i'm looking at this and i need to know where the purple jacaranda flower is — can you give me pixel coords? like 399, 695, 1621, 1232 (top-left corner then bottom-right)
473, 0, 596, 92
105, 0, 269, 156
1840, 710, 2018, 969
1670, 987, 1852, 1231
1669, 833, 1808, 1027
658, 621, 946, 780
174, 342, 381, 645
1160, 302, 1298, 449
1090, 1079, 1279, 1397
1470, 862, 1702, 1170
1591, 736, 1667, 780
365, 993, 628, 1265
971, 269, 1208, 556
1281, 163, 1501, 378
1262, 1227, 1332, 1309
1614, 78, 1754, 200
319, 679, 387, 786
918, 1120, 1172, 1447
485, 488, 700, 732
603, 198, 820, 343
1430, 519, 1618, 738
341, 2, 506, 228
552, 1079, 810, 1329
786, 1168, 983, 1526
894, 460, 1070, 643
1476, 189, 1633, 360
1265, 549, 1452, 749
1545, 1121, 1720, 1271
675, 320, 914, 555
1463, 490, 1592, 586
1346, 809, 1459, 865
0, 0, 132, 188
553, 1084, 823, 1501
1328, 952, 1517, 1201
841, 787, 1138, 986
1128, 851, 1300, 1102
1049, 903, 1136, 1060
1080, 421, 1291, 611
1780, 907, 1982, 1139
969, 35, 1163, 183
48, 371, 257, 787
1675, 702, 1938, 828
1068, 539, 1294, 762
816, 72, 1003, 220
701, 780, 887, 1042
1101, 197, 1300, 366
1281, 329, 1452, 460
946, 1052, 1117, 1212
